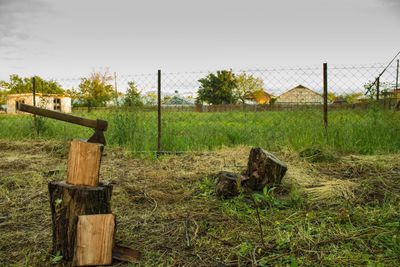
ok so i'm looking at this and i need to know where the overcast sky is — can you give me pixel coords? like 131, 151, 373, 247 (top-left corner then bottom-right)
0, 0, 399, 80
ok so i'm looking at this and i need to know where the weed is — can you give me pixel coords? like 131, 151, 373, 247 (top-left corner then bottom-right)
50, 251, 63, 264
197, 176, 215, 197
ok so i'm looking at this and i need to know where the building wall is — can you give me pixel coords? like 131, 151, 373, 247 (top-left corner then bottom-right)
6, 95, 72, 114
6, 95, 34, 114
60, 97, 72, 113
276, 88, 323, 105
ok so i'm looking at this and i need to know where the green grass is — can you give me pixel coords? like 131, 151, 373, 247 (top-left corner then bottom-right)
1, 108, 399, 154
195, 171, 400, 266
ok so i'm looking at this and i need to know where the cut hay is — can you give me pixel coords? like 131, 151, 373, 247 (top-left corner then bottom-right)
1, 140, 399, 266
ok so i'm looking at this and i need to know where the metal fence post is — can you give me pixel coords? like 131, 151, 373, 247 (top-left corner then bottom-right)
32, 76, 39, 135
323, 63, 328, 136
376, 77, 380, 101
157, 69, 162, 156
114, 71, 118, 107
396, 59, 399, 89
32, 77, 36, 107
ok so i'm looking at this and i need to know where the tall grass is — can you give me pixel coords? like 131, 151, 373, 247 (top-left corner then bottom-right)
1, 108, 399, 154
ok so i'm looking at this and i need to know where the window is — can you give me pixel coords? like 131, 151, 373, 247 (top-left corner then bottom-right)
15, 100, 25, 111
53, 98, 61, 111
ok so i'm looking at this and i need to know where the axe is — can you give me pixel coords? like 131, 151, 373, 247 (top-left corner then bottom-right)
17, 103, 108, 145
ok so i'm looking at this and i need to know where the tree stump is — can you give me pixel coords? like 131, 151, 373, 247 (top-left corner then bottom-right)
48, 181, 113, 261
215, 171, 242, 199
243, 148, 287, 191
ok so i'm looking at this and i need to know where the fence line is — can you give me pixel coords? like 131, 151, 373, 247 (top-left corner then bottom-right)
1, 62, 399, 154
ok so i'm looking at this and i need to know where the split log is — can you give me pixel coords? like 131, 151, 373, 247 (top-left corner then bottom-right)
74, 214, 115, 266
67, 139, 103, 187
243, 147, 287, 191
48, 181, 113, 262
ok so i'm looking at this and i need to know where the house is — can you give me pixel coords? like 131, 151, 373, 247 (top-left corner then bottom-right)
6, 93, 72, 114
163, 95, 195, 106
354, 94, 370, 103
251, 90, 274, 104
388, 88, 400, 99
276, 85, 323, 105
332, 96, 347, 105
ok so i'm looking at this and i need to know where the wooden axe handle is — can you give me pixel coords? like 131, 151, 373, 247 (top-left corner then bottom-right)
17, 103, 107, 131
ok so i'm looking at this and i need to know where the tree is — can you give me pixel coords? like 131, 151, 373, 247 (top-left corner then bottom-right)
78, 70, 115, 107
0, 89, 7, 105
344, 93, 363, 104
123, 81, 143, 107
0, 74, 64, 95
162, 95, 172, 104
327, 92, 336, 102
234, 73, 265, 104
197, 70, 238, 105
364, 80, 393, 99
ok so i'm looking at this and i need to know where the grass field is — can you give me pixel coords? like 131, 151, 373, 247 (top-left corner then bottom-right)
1, 108, 400, 154
1, 108, 400, 265
0, 141, 399, 266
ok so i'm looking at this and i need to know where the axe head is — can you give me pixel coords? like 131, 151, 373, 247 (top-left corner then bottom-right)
87, 119, 108, 146
87, 129, 106, 146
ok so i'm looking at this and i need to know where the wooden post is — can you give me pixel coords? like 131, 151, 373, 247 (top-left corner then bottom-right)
48, 181, 113, 261
67, 139, 103, 187
74, 214, 115, 266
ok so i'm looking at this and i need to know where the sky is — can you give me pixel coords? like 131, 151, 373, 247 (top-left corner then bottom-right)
0, 0, 399, 81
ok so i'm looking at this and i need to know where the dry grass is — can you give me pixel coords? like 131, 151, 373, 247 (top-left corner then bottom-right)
1, 141, 399, 266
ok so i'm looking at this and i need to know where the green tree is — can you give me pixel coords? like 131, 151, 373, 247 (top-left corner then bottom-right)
0, 89, 7, 105
123, 81, 143, 107
364, 80, 393, 99
235, 73, 265, 104
345, 93, 363, 104
327, 92, 336, 102
144, 92, 157, 105
0, 74, 64, 95
78, 70, 115, 107
197, 70, 238, 104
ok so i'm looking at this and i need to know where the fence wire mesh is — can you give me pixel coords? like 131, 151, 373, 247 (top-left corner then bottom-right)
1, 62, 399, 154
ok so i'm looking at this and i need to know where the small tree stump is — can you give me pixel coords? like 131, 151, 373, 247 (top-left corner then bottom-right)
215, 171, 242, 199
48, 181, 113, 262
243, 148, 287, 191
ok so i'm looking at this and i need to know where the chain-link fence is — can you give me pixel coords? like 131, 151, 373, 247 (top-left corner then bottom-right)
1, 61, 399, 154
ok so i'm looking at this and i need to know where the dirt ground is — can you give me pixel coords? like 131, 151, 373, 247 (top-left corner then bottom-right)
0, 141, 399, 266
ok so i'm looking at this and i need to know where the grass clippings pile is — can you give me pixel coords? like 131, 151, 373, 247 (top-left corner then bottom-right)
0, 141, 399, 266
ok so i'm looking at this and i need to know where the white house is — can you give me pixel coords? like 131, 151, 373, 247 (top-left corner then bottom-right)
6, 93, 72, 114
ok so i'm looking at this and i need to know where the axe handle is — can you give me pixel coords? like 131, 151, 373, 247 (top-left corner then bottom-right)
17, 103, 107, 131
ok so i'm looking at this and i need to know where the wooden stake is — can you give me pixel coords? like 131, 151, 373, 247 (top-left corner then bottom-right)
67, 139, 102, 186
74, 214, 115, 266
